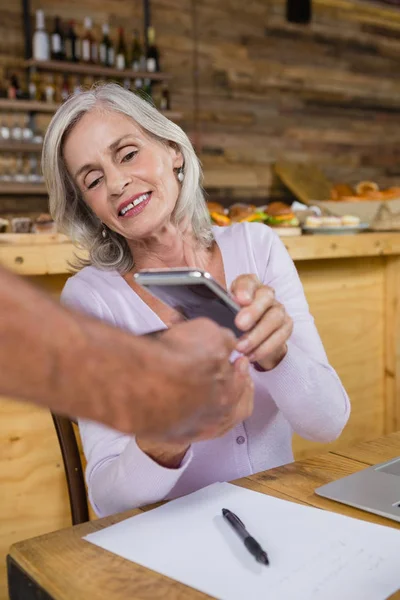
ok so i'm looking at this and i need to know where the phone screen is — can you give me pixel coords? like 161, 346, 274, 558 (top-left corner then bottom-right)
144, 283, 242, 336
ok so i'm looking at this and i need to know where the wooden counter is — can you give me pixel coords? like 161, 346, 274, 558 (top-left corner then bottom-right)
2, 232, 400, 274
1, 231, 400, 600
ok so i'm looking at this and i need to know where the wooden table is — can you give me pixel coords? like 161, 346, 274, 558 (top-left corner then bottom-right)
7, 431, 400, 600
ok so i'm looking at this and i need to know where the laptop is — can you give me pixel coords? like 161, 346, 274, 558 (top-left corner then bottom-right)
315, 456, 400, 522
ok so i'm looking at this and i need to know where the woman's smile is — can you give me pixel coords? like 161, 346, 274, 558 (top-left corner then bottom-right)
118, 191, 152, 218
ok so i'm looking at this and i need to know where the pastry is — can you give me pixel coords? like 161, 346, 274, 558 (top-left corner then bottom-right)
341, 215, 361, 227
321, 216, 342, 227
11, 217, 32, 233
305, 216, 322, 228
355, 181, 379, 196
330, 184, 354, 201
34, 213, 56, 233
0, 218, 9, 233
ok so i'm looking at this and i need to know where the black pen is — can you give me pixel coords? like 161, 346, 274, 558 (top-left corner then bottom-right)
222, 508, 269, 565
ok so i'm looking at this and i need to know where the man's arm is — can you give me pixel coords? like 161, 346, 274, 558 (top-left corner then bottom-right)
0, 267, 253, 440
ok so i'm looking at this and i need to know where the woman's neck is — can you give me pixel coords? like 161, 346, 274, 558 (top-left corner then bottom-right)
128, 223, 211, 272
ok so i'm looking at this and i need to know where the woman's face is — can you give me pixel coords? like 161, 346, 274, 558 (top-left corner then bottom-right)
63, 109, 183, 241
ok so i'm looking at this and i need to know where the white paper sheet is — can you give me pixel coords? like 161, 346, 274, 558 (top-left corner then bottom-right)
85, 482, 400, 600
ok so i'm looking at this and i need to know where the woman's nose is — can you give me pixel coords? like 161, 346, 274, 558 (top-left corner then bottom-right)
107, 166, 131, 196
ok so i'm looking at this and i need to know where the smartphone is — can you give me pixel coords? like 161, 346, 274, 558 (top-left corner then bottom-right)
134, 268, 242, 336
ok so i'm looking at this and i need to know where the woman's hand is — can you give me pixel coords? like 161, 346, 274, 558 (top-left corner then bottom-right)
135, 318, 254, 468
232, 274, 293, 371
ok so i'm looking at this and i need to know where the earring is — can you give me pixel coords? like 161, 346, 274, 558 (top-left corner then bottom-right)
177, 166, 184, 183
102, 227, 107, 239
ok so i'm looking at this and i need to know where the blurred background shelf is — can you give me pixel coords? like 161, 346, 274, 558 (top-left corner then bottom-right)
0, 183, 46, 195
0, 99, 59, 112
0, 99, 181, 121
0, 142, 42, 153
25, 59, 172, 82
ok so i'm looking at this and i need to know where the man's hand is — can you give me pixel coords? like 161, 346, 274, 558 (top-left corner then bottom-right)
0, 265, 252, 443
139, 319, 254, 446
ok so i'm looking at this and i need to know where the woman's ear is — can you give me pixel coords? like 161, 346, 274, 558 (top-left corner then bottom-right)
168, 141, 183, 169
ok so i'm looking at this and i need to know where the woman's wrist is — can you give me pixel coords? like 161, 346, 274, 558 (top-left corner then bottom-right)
136, 437, 190, 468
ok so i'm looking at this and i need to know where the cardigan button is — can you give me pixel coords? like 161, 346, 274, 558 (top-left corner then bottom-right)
236, 436, 246, 445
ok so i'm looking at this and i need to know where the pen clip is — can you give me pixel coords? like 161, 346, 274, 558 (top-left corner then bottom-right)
223, 508, 245, 528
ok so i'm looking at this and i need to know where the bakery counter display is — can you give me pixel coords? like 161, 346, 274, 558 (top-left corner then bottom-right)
0, 212, 56, 234
323, 180, 400, 233
329, 180, 400, 203
302, 214, 367, 235
207, 201, 301, 236
273, 161, 400, 234
206, 200, 365, 237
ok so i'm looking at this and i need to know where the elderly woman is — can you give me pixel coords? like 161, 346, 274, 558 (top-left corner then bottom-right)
43, 83, 350, 517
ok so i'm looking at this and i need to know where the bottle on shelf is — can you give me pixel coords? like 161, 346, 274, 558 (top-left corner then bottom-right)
3, 154, 15, 182
29, 153, 41, 182
14, 154, 25, 183
0, 72, 7, 99
146, 26, 160, 72
130, 29, 144, 72
116, 27, 127, 70
0, 154, 8, 182
32, 125, 43, 145
72, 76, 82, 95
160, 82, 170, 111
53, 74, 63, 103
44, 75, 55, 103
65, 21, 80, 62
11, 115, 22, 141
22, 115, 34, 141
133, 76, 144, 97
28, 67, 40, 100
0, 115, 10, 141
91, 26, 99, 64
99, 23, 111, 66
81, 17, 93, 63
51, 16, 64, 61
32, 9, 50, 62
142, 78, 153, 102
7, 75, 18, 100
108, 30, 115, 67
60, 75, 70, 101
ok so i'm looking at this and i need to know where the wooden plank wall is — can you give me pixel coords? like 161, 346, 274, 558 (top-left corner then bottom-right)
1, 0, 400, 212
192, 0, 400, 199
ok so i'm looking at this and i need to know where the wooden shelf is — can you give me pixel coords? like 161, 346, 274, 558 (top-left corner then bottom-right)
0, 99, 59, 113
0, 183, 46, 195
0, 98, 182, 121
26, 59, 172, 82
0, 142, 42, 153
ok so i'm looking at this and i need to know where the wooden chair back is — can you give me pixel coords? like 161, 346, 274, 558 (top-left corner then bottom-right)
51, 414, 89, 525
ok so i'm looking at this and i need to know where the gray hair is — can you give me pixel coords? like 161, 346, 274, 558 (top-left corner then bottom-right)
42, 82, 212, 273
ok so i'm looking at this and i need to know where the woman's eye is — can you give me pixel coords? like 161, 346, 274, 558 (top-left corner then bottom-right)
87, 176, 103, 190
122, 150, 137, 162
